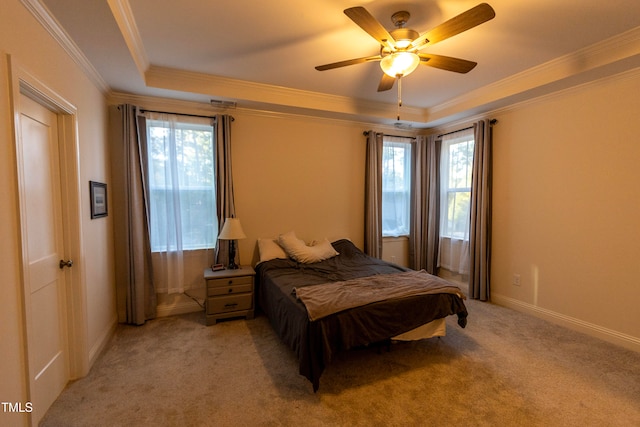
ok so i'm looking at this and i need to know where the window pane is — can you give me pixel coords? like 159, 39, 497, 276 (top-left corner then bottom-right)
382, 138, 412, 236
440, 130, 474, 239
448, 139, 473, 189
445, 191, 471, 239
147, 117, 217, 252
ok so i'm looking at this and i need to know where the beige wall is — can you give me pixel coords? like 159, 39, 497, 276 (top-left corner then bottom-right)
381, 237, 410, 267
491, 70, 640, 349
1, 1, 115, 424
231, 112, 367, 266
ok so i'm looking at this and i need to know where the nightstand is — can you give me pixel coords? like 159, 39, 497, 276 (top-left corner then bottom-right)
204, 266, 255, 325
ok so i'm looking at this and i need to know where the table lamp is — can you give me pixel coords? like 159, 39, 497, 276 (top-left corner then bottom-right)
217, 217, 246, 269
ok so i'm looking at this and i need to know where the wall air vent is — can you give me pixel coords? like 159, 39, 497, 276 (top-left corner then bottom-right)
210, 99, 237, 109
394, 122, 413, 130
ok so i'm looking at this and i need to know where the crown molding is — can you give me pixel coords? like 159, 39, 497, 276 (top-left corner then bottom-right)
107, 90, 418, 135
106, 0, 149, 76
144, 65, 429, 124
427, 25, 640, 124
20, 0, 109, 93
426, 63, 640, 136
489, 64, 640, 120
108, 91, 223, 116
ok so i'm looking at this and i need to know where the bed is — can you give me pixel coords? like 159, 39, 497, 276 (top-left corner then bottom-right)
255, 237, 468, 391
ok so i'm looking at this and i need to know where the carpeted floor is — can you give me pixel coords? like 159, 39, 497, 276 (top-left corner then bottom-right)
41, 300, 640, 426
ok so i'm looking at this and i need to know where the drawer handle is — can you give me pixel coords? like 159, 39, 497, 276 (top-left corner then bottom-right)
228, 280, 233, 285
228, 288, 233, 293
224, 303, 238, 308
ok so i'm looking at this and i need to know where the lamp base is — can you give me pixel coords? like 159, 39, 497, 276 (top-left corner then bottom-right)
227, 240, 239, 269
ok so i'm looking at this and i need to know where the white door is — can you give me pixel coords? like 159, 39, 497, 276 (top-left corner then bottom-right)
18, 94, 70, 425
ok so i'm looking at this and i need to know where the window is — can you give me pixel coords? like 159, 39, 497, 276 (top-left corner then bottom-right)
382, 136, 412, 237
146, 114, 217, 252
440, 129, 474, 240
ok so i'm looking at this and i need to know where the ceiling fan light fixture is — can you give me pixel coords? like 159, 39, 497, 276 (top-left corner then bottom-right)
390, 27, 419, 49
380, 51, 420, 77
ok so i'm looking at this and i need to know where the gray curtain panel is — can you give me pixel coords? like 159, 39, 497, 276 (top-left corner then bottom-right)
364, 131, 383, 258
410, 135, 441, 273
109, 104, 156, 325
214, 115, 237, 266
469, 119, 493, 300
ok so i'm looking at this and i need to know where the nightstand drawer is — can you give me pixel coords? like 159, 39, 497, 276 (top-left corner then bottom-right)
207, 282, 252, 296
207, 275, 253, 289
207, 294, 252, 314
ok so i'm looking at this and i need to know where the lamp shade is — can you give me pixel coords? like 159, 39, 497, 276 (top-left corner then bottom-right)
380, 51, 420, 78
218, 218, 246, 240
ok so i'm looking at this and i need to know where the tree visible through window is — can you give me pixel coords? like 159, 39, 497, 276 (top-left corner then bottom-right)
146, 114, 217, 252
440, 130, 474, 240
382, 137, 412, 237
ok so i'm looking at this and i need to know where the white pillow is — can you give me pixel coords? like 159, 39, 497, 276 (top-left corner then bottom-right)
257, 238, 288, 263
277, 231, 339, 263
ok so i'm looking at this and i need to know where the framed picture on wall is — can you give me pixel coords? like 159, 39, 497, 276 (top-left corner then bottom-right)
90, 181, 108, 219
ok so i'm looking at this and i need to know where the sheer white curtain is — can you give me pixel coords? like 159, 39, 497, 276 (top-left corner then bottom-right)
147, 113, 184, 294
438, 128, 474, 276
146, 112, 216, 294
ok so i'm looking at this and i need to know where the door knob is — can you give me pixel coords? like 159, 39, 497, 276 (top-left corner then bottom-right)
59, 259, 73, 269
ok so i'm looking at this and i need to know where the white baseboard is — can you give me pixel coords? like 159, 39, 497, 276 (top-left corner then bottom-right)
491, 293, 640, 353
156, 297, 203, 318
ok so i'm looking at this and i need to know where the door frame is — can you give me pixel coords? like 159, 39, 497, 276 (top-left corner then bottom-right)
8, 56, 89, 395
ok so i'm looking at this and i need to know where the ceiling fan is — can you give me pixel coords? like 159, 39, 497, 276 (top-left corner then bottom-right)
315, 3, 496, 92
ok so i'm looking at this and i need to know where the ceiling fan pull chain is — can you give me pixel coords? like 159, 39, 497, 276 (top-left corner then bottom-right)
397, 75, 402, 121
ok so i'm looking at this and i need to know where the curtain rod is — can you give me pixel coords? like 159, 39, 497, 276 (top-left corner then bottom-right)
437, 119, 497, 138
362, 119, 497, 140
362, 131, 416, 140
139, 108, 234, 121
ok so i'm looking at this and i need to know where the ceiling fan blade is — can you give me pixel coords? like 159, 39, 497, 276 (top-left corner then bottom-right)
344, 7, 395, 50
315, 55, 381, 71
377, 73, 396, 92
412, 3, 496, 49
419, 54, 477, 73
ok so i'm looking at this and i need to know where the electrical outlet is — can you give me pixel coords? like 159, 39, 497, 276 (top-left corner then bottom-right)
512, 274, 521, 286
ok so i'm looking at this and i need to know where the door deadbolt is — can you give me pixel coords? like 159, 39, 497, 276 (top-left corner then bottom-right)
59, 259, 73, 269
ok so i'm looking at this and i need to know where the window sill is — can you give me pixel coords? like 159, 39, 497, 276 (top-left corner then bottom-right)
439, 236, 468, 242
383, 235, 409, 242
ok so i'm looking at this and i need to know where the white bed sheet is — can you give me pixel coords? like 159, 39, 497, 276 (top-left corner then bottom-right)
392, 317, 446, 341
